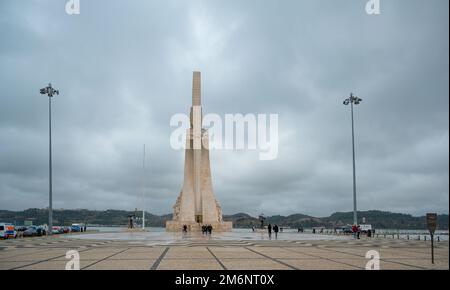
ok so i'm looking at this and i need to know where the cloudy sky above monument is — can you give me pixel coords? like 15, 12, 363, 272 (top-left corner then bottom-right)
0, 0, 448, 217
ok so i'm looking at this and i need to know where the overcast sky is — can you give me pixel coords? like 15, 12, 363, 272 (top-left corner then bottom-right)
0, 0, 448, 217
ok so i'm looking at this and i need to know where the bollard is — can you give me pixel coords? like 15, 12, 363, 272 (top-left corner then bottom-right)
437, 236, 440, 242
424, 235, 427, 241
407, 235, 409, 240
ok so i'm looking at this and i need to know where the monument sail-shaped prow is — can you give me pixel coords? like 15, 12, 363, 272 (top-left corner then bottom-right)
166, 72, 232, 232
192, 71, 201, 106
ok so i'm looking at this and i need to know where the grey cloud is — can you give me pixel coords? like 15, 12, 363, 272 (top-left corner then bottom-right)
0, 0, 448, 217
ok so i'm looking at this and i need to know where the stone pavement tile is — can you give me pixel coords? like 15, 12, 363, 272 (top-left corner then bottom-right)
157, 258, 223, 270
284, 247, 330, 259
285, 247, 350, 256
280, 258, 359, 270
84, 259, 156, 270
307, 251, 361, 259
165, 247, 213, 259
0, 261, 37, 270
208, 247, 263, 259
2, 250, 68, 262
318, 247, 380, 257
110, 248, 165, 260
383, 258, 449, 270
123, 247, 166, 253
0, 248, 49, 260
221, 258, 292, 270
378, 260, 424, 270
247, 247, 313, 259
323, 258, 368, 270
51, 249, 123, 261
395, 251, 434, 259
334, 257, 423, 270
370, 249, 414, 259
434, 249, 449, 256
17, 260, 96, 270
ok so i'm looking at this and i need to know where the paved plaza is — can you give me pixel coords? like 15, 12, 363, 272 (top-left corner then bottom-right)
0, 232, 448, 270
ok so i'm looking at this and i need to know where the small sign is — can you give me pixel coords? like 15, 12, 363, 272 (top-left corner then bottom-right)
426, 213, 437, 234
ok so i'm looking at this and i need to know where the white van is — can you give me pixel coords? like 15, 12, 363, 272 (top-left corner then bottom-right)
359, 224, 373, 233
0, 223, 17, 239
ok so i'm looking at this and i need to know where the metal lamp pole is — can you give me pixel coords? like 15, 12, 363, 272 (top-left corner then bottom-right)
142, 144, 146, 230
343, 93, 362, 226
40, 83, 59, 235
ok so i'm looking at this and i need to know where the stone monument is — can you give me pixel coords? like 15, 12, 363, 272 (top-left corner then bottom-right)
166, 72, 232, 232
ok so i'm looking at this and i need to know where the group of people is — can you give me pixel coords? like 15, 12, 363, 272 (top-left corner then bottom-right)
267, 224, 280, 239
202, 224, 213, 235
351, 224, 374, 239
181, 224, 213, 235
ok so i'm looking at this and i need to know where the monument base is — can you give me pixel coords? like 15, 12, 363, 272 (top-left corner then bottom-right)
166, 221, 233, 232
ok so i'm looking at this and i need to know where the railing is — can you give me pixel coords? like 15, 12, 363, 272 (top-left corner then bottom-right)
294, 229, 449, 242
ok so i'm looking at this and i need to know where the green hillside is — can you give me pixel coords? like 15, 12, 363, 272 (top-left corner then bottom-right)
0, 209, 447, 230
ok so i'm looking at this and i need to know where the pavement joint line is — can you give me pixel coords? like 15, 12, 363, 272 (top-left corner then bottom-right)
299, 244, 429, 270
389, 247, 447, 256
341, 245, 435, 270
81, 247, 130, 270
281, 246, 364, 270
9, 247, 94, 270
244, 247, 298, 270
150, 247, 169, 270
162, 257, 266, 259
0, 248, 55, 260
378, 258, 429, 270
206, 247, 227, 270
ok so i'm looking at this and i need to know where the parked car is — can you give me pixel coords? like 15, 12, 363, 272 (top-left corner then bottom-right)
62, 226, 71, 234
23, 226, 38, 237
342, 226, 353, 234
15, 226, 28, 232
71, 224, 82, 232
6, 229, 17, 238
36, 226, 47, 236
0, 223, 17, 239
52, 226, 61, 235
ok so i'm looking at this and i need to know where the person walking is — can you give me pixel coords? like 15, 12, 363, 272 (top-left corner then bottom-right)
273, 224, 279, 239
267, 224, 272, 239
207, 224, 212, 235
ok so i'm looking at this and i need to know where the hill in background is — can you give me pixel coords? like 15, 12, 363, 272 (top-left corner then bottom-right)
0, 209, 447, 230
